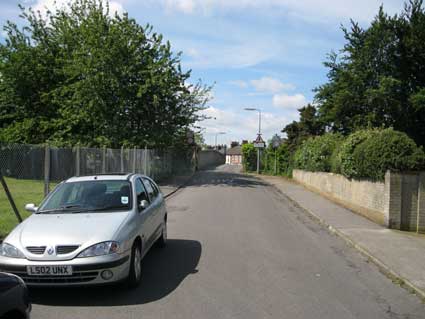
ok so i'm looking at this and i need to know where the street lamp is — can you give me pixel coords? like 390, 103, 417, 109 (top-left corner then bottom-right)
244, 108, 262, 174
215, 132, 226, 149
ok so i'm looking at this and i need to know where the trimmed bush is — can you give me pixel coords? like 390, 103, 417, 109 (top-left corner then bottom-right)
337, 129, 381, 178
351, 129, 425, 180
294, 133, 344, 172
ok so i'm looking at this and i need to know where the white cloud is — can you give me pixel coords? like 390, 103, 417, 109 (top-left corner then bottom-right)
33, 0, 125, 17
180, 39, 278, 69
154, 0, 402, 23
186, 48, 200, 58
228, 80, 248, 89
250, 77, 295, 93
228, 77, 295, 94
165, 0, 195, 14
197, 106, 296, 146
272, 93, 307, 109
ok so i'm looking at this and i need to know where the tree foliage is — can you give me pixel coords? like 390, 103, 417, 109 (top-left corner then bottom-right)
314, 0, 425, 146
281, 104, 324, 151
0, 0, 211, 147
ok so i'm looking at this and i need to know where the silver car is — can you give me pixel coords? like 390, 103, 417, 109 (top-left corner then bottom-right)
0, 173, 167, 288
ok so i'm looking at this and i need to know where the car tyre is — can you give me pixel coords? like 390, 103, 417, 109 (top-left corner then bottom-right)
156, 219, 167, 248
127, 242, 142, 289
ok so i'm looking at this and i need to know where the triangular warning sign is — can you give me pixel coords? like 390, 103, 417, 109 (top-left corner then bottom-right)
254, 134, 264, 143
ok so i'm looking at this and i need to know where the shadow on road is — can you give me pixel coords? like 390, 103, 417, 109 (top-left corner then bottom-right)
30, 239, 201, 307
187, 166, 268, 189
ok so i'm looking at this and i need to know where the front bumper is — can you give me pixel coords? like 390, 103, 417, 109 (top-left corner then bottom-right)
0, 253, 131, 286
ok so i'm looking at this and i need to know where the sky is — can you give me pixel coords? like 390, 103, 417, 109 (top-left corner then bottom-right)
0, 0, 406, 146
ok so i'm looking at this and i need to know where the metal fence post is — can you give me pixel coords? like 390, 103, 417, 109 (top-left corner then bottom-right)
120, 146, 124, 173
143, 145, 148, 176
132, 147, 136, 173
75, 145, 80, 176
102, 146, 106, 174
44, 144, 50, 196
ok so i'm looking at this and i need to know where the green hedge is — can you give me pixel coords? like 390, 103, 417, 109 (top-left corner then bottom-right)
262, 143, 293, 176
350, 129, 425, 180
242, 143, 257, 172
294, 133, 343, 172
241, 129, 425, 181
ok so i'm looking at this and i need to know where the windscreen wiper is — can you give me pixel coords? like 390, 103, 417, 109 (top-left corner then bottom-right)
38, 204, 84, 214
73, 205, 129, 213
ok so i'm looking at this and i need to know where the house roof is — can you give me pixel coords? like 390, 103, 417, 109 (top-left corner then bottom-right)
227, 145, 242, 155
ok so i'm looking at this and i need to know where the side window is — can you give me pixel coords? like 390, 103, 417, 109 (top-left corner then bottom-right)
142, 178, 155, 202
149, 180, 159, 198
135, 178, 149, 203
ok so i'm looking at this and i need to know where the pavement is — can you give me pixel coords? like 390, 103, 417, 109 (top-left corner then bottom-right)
259, 174, 425, 301
30, 165, 425, 319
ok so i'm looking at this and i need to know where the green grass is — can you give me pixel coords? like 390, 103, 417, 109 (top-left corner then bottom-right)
0, 178, 55, 239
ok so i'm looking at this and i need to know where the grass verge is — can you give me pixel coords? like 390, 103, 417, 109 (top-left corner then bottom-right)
0, 178, 52, 240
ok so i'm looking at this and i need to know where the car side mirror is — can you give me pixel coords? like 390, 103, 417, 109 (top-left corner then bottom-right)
139, 200, 149, 211
25, 203, 38, 213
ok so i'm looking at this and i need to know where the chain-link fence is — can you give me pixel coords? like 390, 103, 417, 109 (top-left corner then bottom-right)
0, 142, 195, 193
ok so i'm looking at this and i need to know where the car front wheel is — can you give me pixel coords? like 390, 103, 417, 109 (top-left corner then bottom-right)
127, 242, 142, 288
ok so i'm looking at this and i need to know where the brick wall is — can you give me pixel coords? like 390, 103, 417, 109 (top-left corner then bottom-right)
293, 169, 425, 232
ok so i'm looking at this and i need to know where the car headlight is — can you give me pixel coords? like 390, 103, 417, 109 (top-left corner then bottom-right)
0, 243, 25, 259
77, 241, 120, 258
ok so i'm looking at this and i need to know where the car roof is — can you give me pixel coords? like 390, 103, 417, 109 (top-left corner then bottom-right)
66, 173, 135, 183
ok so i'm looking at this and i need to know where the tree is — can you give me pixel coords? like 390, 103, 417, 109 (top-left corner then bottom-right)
281, 104, 324, 151
0, 0, 211, 147
314, 0, 425, 146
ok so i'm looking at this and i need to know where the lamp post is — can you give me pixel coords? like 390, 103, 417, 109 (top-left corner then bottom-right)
215, 132, 226, 150
244, 108, 262, 174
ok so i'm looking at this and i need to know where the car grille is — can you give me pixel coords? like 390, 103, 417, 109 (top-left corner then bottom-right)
56, 245, 79, 255
26, 246, 46, 255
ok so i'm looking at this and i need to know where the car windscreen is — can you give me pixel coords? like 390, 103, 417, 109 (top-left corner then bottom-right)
38, 180, 132, 213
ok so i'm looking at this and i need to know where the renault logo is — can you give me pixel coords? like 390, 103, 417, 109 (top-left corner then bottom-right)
47, 247, 55, 255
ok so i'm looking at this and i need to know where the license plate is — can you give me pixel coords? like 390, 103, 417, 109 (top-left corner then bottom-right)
27, 265, 73, 276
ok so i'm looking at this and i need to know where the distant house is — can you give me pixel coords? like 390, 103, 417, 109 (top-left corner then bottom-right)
226, 145, 242, 165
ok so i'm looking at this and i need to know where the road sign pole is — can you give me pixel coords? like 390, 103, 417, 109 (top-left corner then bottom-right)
256, 148, 259, 174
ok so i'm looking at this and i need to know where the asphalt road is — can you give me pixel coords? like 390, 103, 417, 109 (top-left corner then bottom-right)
31, 165, 425, 319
